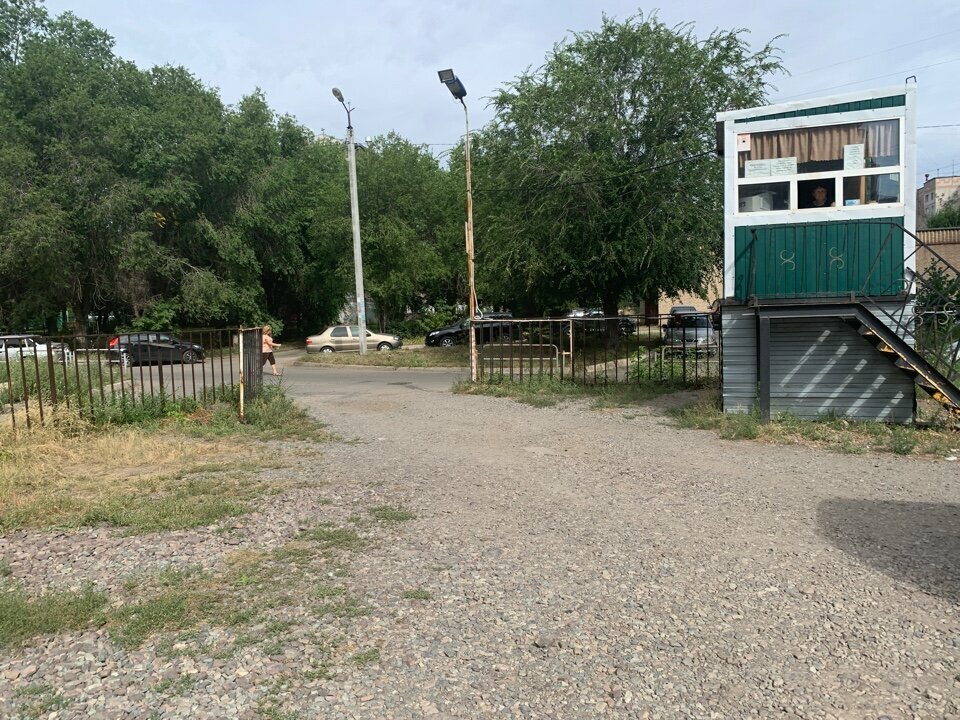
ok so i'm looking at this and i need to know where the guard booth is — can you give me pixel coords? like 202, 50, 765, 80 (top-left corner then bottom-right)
717, 84, 960, 422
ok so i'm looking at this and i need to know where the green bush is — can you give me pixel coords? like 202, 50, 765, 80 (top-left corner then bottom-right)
387, 306, 460, 339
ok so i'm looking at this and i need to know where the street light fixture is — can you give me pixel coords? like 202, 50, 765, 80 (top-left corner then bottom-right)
332, 86, 367, 354
437, 68, 478, 381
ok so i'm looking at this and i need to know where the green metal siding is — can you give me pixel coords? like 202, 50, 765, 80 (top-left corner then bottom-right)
734, 218, 904, 300
734, 95, 905, 124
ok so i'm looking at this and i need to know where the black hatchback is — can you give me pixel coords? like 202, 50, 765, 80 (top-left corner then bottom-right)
107, 333, 205, 366
424, 312, 514, 347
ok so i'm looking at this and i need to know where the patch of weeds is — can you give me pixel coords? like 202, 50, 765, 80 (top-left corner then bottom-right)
671, 391, 955, 458
401, 588, 432, 601
225, 607, 259, 626
346, 514, 366, 526
108, 587, 223, 648
313, 583, 346, 599
76, 473, 262, 535
716, 411, 761, 440
153, 674, 196, 696
300, 524, 366, 551
0, 584, 107, 648
368, 505, 416, 524
264, 619, 294, 637
888, 426, 918, 455
270, 541, 317, 565
302, 661, 332, 681
155, 565, 209, 587
14, 683, 70, 718
0, 557, 11, 578
332, 567, 350, 578
349, 648, 381, 665
314, 596, 370, 619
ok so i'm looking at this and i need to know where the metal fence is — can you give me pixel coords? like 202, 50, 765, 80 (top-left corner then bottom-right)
472, 314, 722, 386
0, 328, 244, 429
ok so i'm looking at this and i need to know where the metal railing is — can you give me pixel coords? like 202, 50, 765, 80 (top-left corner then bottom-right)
472, 315, 721, 386
859, 225, 960, 386
0, 328, 243, 429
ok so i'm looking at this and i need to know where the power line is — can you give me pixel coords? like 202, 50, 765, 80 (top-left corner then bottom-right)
790, 29, 960, 78
918, 124, 960, 129
773, 56, 960, 102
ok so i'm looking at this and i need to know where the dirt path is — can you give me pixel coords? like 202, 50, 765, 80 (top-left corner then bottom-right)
1, 367, 958, 718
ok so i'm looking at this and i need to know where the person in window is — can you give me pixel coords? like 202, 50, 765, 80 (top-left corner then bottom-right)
804, 183, 835, 209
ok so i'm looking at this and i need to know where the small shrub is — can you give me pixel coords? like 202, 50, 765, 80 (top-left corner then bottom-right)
888, 426, 918, 455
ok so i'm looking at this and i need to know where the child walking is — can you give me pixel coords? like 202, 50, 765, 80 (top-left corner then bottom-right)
262, 324, 282, 375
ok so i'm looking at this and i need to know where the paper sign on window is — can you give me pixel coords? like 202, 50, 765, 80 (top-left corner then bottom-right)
844, 144, 865, 171
744, 159, 771, 178
770, 157, 797, 176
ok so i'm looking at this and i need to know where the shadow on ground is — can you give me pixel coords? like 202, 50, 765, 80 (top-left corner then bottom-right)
817, 499, 960, 603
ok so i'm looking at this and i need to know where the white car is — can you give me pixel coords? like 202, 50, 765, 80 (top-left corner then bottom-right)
0, 335, 73, 362
305, 325, 403, 353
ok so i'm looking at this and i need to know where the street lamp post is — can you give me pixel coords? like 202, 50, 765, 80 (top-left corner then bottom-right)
332, 87, 367, 354
437, 69, 478, 382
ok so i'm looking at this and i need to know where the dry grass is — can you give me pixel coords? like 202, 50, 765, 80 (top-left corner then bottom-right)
0, 425, 271, 531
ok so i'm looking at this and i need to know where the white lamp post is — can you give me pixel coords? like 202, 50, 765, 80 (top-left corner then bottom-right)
332, 87, 367, 354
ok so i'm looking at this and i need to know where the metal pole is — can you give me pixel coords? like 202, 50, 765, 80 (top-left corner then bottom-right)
462, 99, 478, 382
345, 113, 367, 354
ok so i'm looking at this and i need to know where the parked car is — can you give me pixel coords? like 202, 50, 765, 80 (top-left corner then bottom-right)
306, 325, 403, 353
560, 309, 636, 337
662, 313, 718, 355
0, 334, 72, 362
107, 333, 205, 366
424, 312, 514, 347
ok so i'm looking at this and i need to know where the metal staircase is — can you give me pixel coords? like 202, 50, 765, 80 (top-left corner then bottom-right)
856, 225, 960, 418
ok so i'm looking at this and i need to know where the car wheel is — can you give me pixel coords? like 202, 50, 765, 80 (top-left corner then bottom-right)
377, 342, 392, 352
320, 346, 335, 353
439, 337, 454, 348
181, 349, 198, 364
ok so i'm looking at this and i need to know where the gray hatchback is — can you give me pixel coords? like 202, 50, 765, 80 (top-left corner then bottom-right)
662, 314, 718, 355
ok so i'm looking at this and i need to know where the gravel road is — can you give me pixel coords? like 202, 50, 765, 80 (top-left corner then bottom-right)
1, 365, 959, 719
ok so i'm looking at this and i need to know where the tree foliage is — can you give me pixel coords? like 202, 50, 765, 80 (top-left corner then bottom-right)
927, 203, 960, 229
0, 0, 463, 335
474, 13, 784, 315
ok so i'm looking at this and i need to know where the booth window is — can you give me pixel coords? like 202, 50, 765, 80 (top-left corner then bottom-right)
842, 173, 900, 206
738, 182, 789, 213
737, 119, 900, 178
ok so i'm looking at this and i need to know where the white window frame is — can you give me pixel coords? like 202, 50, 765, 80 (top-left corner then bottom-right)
733, 111, 905, 221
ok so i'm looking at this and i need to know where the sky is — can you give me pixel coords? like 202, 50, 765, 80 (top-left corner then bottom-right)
42, 0, 960, 187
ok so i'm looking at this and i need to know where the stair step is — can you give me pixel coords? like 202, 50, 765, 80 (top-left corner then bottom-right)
877, 344, 896, 354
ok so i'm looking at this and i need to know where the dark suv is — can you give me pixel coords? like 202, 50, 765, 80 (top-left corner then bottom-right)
425, 312, 514, 347
107, 333, 205, 366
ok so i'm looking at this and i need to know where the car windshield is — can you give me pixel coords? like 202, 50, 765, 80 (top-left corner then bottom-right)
676, 315, 710, 328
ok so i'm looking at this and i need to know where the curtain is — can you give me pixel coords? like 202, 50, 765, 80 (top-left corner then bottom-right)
739, 120, 899, 169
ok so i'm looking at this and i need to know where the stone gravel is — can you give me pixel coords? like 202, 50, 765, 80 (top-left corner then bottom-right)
1, 367, 959, 719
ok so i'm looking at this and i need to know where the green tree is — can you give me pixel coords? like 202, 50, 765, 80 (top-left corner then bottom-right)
927, 203, 960, 229
356, 133, 462, 329
475, 13, 783, 318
